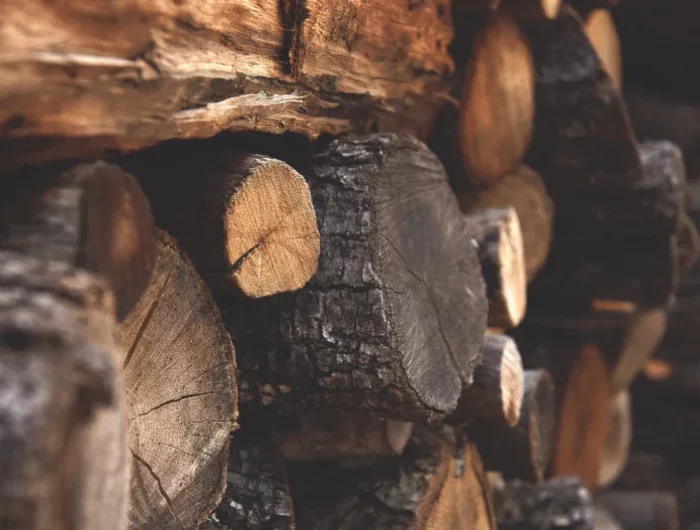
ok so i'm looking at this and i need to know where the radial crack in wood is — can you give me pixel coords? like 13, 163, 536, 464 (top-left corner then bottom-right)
0, 252, 127, 530
119, 230, 236, 530
0, 161, 156, 320
130, 147, 319, 298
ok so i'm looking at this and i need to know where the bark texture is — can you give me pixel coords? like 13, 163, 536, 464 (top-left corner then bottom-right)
0, 252, 127, 530
225, 133, 487, 421
120, 230, 237, 530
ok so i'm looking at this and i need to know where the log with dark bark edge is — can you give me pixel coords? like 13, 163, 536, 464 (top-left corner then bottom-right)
127, 144, 319, 298
204, 428, 294, 530
289, 426, 496, 530
493, 476, 595, 530
450, 333, 524, 427
584, 9, 622, 91
459, 165, 554, 282
596, 491, 680, 530
280, 412, 413, 461
119, 230, 237, 530
599, 390, 631, 488
460, 10, 534, 186
553, 344, 611, 491
224, 133, 487, 421
0, 0, 453, 170
0, 161, 155, 320
468, 369, 555, 483
467, 208, 526, 328
0, 252, 127, 530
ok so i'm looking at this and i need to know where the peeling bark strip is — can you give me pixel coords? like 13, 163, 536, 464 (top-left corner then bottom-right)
129, 145, 319, 298
0, 252, 127, 530
0, 0, 452, 169
0, 161, 156, 320
289, 427, 495, 529
120, 230, 236, 530
225, 134, 487, 421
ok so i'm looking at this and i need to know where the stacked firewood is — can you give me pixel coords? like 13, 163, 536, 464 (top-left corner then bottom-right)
0, 1, 697, 529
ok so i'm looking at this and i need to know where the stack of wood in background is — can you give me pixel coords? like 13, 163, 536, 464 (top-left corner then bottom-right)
0, 1, 699, 529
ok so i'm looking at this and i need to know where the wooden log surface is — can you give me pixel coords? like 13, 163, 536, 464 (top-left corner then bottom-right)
225, 133, 487, 421
599, 390, 632, 488
596, 491, 680, 530
120, 230, 237, 530
0, 252, 127, 530
127, 144, 320, 298
0, 161, 156, 320
584, 9, 622, 90
0, 0, 454, 170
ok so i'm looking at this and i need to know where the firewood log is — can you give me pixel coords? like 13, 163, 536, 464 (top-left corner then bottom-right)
450, 333, 525, 427
493, 476, 595, 530
460, 165, 554, 282
0, 0, 453, 169
469, 369, 555, 483
120, 230, 237, 530
0, 161, 155, 319
0, 252, 127, 530
594, 505, 622, 530
289, 427, 496, 529
599, 390, 631, 488
280, 412, 413, 461
520, 8, 685, 309
584, 10, 622, 91
467, 208, 527, 328
205, 429, 294, 530
596, 491, 680, 530
225, 134, 487, 421
460, 10, 534, 185
128, 145, 320, 298
553, 344, 611, 491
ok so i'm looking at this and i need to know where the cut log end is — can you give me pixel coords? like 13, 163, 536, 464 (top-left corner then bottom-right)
225, 156, 320, 298
461, 11, 535, 185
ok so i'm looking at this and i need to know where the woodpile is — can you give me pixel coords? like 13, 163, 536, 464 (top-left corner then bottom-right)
1, 1, 699, 529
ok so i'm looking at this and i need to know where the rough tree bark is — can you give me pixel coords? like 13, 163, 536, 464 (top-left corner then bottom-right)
0, 252, 127, 530
289, 427, 496, 530
120, 230, 237, 530
126, 143, 320, 298
225, 133, 487, 421
0, 161, 155, 320
0, 0, 454, 170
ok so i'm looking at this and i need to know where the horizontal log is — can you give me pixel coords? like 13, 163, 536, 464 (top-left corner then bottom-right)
0, 161, 155, 320
0, 252, 127, 530
225, 134, 487, 421
120, 230, 237, 530
0, 0, 453, 170
596, 491, 680, 530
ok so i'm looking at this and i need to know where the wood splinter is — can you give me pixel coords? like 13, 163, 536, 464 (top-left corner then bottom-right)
469, 369, 555, 483
450, 333, 524, 427
468, 208, 527, 328
120, 230, 237, 530
129, 145, 320, 298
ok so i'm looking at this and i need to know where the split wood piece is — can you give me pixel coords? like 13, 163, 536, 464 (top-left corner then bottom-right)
594, 505, 622, 530
0, 161, 155, 320
0, 0, 453, 170
460, 165, 554, 281
596, 491, 680, 530
598, 390, 632, 488
226, 134, 487, 421
469, 369, 555, 483
120, 230, 237, 530
0, 252, 127, 530
501, 0, 562, 19
289, 426, 496, 529
568, 0, 621, 19
280, 412, 413, 461
553, 343, 611, 492
584, 10, 622, 91
460, 10, 534, 186
610, 308, 667, 392
467, 208, 527, 328
132, 147, 319, 298
205, 429, 294, 530
494, 476, 595, 530
450, 333, 524, 426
